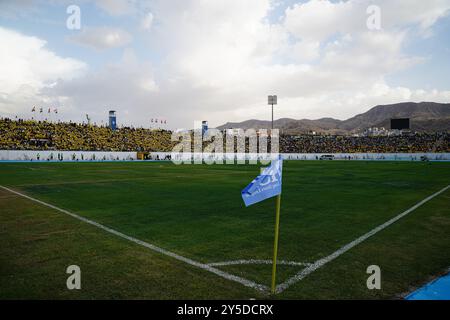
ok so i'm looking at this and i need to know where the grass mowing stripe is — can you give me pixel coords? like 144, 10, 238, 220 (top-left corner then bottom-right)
0, 185, 269, 293
276, 184, 450, 293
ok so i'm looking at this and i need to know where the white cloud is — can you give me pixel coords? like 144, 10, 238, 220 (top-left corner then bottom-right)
139, 1, 432, 125
69, 27, 133, 50
0, 27, 86, 117
284, 0, 450, 41
45, 49, 160, 125
289, 40, 320, 62
53, 0, 450, 127
2, 0, 450, 128
285, 0, 356, 42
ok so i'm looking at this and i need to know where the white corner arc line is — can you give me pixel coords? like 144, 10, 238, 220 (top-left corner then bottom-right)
0, 185, 269, 293
276, 184, 450, 294
208, 259, 312, 267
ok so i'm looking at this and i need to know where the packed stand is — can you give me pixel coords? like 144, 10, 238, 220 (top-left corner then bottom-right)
0, 118, 448, 153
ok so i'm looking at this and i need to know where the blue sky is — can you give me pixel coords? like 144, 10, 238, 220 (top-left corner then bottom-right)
0, 0, 449, 128
386, 16, 450, 91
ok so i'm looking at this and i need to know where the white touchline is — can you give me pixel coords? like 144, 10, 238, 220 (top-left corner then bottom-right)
276, 184, 450, 294
1, 184, 448, 295
0, 185, 269, 293
207, 259, 312, 267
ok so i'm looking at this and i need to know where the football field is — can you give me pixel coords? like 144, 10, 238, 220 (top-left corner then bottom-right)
0, 160, 449, 299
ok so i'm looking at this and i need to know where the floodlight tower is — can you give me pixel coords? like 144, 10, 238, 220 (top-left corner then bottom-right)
268, 95, 277, 130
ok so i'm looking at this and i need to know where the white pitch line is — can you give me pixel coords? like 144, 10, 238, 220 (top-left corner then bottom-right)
276, 184, 450, 294
0, 185, 269, 293
208, 259, 312, 267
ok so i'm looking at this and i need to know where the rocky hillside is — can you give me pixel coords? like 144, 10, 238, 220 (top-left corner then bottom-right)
217, 102, 450, 134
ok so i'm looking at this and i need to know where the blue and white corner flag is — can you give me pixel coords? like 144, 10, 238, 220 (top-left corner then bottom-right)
241, 155, 283, 207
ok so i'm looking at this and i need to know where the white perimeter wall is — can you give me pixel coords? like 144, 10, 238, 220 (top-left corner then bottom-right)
159, 152, 450, 162
0, 150, 449, 162
281, 153, 450, 161
0, 150, 137, 161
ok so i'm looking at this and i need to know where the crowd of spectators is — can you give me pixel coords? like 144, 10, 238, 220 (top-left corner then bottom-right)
280, 133, 449, 153
0, 118, 175, 152
1, 118, 448, 153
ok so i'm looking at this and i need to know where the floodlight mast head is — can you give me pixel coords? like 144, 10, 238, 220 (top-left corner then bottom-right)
268, 95, 277, 105
268, 95, 277, 130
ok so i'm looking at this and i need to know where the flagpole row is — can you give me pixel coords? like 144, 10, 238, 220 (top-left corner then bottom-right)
271, 193, 282, 294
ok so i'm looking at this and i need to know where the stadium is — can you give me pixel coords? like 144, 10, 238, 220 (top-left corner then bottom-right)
1, 105, 449, 300
1, 0, 450, 308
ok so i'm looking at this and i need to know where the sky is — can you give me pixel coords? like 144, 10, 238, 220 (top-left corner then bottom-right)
0, 0, 450, 129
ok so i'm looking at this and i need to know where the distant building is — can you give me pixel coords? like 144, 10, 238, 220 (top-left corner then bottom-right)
364, 127, 387, 136
362, 127, 403, 137
109, 110, 117, 130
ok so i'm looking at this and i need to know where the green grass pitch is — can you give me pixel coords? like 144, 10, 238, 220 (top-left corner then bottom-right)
0, 160, 449, 299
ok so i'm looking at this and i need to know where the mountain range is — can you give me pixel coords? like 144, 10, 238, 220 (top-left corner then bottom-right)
217, 102, 450, 134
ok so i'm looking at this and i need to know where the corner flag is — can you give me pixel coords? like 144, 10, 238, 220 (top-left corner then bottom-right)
241, 155, 283, 207
241, 155, 283, 294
